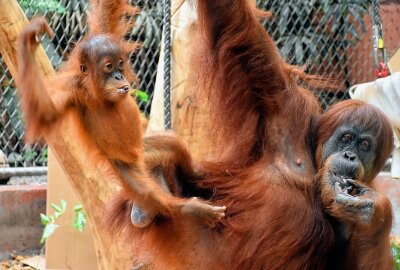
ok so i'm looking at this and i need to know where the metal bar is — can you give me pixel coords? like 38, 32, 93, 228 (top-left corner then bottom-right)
0, 167, 48, 179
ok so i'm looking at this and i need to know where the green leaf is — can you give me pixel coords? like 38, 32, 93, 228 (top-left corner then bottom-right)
54, 211, 62, 219
57, 5, 66, 14
18, 0, 66, 15
60, 199, 67, 212
73, 204, 83, 212
40, 223, 58, 244
39, 148, 48, 163
392, 243, 400, 270
73, 210, 87, 232
23, 150, 38, 161
134, 90, 150, 103
40, 213, 51, 225
51, 203, 62, 213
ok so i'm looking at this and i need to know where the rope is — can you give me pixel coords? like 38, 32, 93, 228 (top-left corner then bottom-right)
372, 0, 383, 38
163, 0, 172, 129
371, 0, 388, 77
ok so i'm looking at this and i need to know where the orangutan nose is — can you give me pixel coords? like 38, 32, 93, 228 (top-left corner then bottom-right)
344, 151, 356, 161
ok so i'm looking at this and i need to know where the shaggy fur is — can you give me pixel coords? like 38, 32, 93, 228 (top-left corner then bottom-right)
108, 1, 334, 269
316, 100, 394, 270
17, 0, 225, 231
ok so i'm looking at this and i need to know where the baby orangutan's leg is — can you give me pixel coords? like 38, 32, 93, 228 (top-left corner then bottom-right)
129, 134, 226, 227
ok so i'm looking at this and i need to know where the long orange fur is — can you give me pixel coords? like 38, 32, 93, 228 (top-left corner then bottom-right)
107, 1, 395, 269
316, 100, 394, 270
108, 0, 333, 269
16, 0, 225, 230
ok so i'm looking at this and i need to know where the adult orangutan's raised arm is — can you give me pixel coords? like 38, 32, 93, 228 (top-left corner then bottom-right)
193, 0, 327, 169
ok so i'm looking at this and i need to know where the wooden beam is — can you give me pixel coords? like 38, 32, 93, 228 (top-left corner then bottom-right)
0, 0, 133, 269
0, 0, 53, 77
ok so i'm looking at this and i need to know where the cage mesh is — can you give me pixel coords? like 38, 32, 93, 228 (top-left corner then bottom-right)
0, 0, 399, 167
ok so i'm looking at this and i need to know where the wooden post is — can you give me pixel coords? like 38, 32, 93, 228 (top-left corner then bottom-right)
148, 0, 217, 161
0, 0, 133, 269
149, 0, 256, 161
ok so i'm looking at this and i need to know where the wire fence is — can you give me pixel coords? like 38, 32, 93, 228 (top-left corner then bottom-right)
257, 0, 400, 109
0, 0, 400, 168
0, 0, 163, 168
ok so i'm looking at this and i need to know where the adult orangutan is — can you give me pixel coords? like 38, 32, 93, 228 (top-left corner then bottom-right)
110, 0, 334, 269
125, 101, 395, 270
316, 100, 394, 270
108, 0, 395, 269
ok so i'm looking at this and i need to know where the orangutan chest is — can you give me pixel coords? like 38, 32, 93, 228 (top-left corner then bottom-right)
82, 106, 142, 160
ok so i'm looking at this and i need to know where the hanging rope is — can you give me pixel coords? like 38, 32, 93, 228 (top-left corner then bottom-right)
371, 0, 388, 78
163, 0, 172, 129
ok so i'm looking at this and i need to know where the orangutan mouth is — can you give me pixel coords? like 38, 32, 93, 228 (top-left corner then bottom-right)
116, 85, 129, 94
332, 171, 355, 195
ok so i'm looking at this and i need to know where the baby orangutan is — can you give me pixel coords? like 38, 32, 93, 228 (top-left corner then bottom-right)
16, 11, 225, 227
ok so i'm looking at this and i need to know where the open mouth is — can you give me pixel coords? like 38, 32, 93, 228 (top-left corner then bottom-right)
116, 85, 130, 94
331, 171, 355, 195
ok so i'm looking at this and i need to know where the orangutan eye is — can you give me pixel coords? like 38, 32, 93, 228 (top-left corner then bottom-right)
360, 140, 370, 150
342, 133, 353, 143
105, 63, 113, 71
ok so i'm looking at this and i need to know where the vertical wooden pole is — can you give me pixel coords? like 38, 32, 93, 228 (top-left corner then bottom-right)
149, 0, 256, 161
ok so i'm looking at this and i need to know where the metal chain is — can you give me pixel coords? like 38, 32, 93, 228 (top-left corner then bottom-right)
163, 0, 172, 129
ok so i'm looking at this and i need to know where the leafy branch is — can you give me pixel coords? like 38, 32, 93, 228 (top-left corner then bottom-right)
40, 199, 87, 244
393, 240, 400, 270
19, 0, 66, 15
